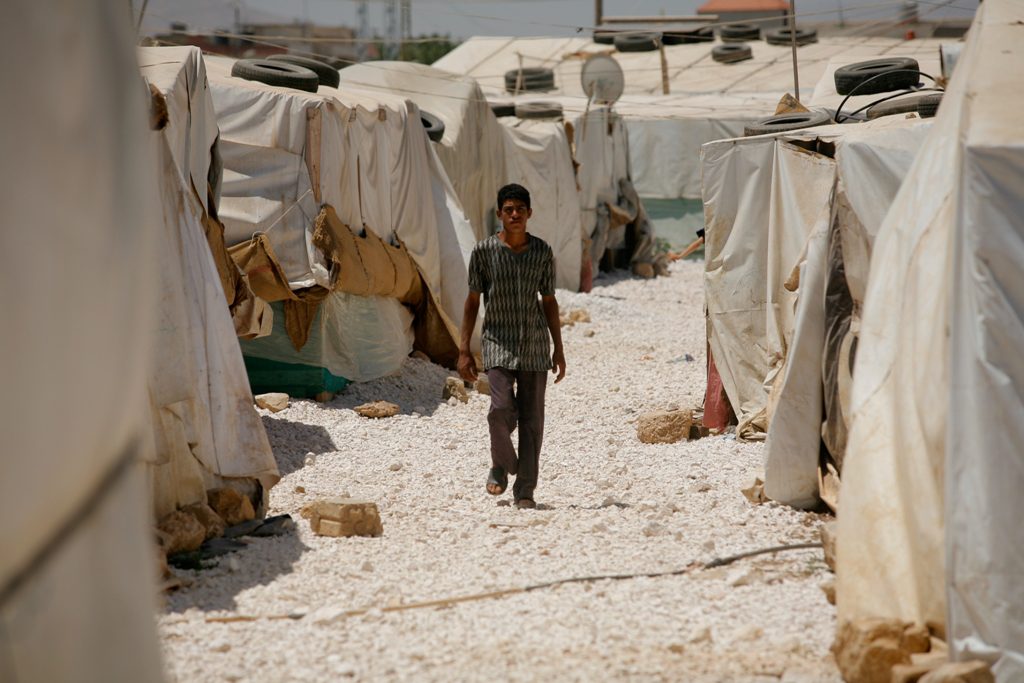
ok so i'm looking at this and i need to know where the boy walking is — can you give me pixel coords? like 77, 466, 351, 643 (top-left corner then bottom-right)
458, 184, 566, 509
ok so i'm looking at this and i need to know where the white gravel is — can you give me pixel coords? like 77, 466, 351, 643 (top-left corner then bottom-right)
158, 260, 840, 682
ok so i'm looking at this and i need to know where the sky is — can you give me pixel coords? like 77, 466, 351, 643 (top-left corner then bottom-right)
138, 0, 979, 40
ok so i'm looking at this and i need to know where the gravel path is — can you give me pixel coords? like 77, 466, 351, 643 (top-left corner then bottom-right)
158, 260, 839, 682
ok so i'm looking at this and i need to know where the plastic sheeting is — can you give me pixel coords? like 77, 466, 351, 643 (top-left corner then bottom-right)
0, 2, 164, 680
436, 35, 945, 199
838, 3, 1024, 677
202, 54, 475, 379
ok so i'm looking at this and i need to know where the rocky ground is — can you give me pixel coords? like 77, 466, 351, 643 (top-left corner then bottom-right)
158, 260, 840, 682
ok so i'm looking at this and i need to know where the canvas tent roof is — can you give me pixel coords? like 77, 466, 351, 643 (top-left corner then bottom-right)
201, 54, 476, 380
337, 61, 584, 291
436, 35, 946, 199
1, 4, 164, 680
836, 1, 1024, 675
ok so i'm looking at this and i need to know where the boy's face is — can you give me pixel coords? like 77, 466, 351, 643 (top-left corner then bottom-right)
498, 199, 531, 233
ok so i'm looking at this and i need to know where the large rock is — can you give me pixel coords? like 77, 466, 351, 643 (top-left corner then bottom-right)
207, 487, 256, 526
636, 409, 693, 444
354, 401, 400, 418
821, 521, 838, 571
832, 619, 932, 683
255, 392, 289, 412
442, 377, 469, 403
560, 308, 592, 327
301, 498, 383, 538
183, 502, 227, 540
157, 510, 206, 555
919, 661, 994, 683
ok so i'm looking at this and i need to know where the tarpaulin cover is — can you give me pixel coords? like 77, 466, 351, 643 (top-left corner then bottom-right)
201, 54, 475, 378
139, 46, 272, 339
0, 3, 164, 680
838, 3, 1024, 677
436, 35, 945, 199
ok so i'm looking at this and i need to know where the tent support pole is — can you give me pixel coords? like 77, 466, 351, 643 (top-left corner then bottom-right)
790, 0, 800, 101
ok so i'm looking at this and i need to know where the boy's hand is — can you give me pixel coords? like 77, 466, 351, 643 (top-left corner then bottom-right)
458, 349, 478, 383
552, 349, 566, 384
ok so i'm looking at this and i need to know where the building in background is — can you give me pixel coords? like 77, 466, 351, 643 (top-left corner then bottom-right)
696, 0, 791, 28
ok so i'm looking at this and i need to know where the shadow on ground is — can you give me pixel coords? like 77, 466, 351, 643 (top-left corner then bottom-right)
260, 416, 336, 476
164, 532, 308, 614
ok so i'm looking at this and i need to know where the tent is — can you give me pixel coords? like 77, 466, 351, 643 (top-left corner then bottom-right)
139, 47, 280, 518
700, 114, 931, 449
1, 3, 164, 680
337, 61, 584, 291
202, 55, 476, 382
836, 2, 1024, 677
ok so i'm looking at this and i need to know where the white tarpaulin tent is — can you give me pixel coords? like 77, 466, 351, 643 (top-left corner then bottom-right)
1, 3, 164, 681
139, 47, 280, 518
837, 2, 1024, 677
337, 61, 584, 291
435, 35, 945, 200
203, 55, 476, 381
701, 114, 931, 449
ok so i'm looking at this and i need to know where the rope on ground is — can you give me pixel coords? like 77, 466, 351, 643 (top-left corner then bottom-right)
203, 541, 822, 624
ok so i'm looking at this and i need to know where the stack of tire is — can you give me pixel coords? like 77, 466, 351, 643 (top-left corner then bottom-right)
719, 23, 760, 43
230, 54, 341, 93
663, 27, 714, 45
613, 32, 661, 52
504, 67, 555, 93
764, 27, 818, 46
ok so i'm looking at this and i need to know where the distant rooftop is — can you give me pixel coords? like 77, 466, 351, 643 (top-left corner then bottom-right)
697, 0, 791, 13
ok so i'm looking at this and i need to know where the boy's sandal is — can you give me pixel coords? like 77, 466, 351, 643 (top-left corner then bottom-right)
486, 467, 507, 495
514, 498, 536, 509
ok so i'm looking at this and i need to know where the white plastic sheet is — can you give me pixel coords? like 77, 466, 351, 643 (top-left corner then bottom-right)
839, 3, 1024, 677
0, 2, 164, 680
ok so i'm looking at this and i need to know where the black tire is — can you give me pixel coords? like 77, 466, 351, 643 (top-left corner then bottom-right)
515, 101, 563, 120
266, 54, 340, 88
865, 93, 932, 119
917, 93, 942, 118
663, 27, 714, 45
743, 110, 833, 136
420, 110, 445, 142
231, 59, 319, 93
764, 28, 818, 46
711, 44, 753, 64
720, 23, 760, 42
834, 57, 920, 96
489, 101, 516, 118
614, 32, 661, 52
504, 67, 555, 93
593, 31, 616, 45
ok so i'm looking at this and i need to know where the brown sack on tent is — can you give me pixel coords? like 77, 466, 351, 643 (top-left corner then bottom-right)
228, 234, 297, 303
283, 286, 329, 352
201, 211, 273, 338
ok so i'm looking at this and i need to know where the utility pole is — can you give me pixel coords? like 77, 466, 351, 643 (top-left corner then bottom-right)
595, 0, 603, 27
385, 0, 398, 60
357, 0, 369, 62
400, 0, 411, 61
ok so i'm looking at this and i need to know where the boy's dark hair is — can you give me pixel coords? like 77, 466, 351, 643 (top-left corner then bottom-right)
497, 183, 531, 210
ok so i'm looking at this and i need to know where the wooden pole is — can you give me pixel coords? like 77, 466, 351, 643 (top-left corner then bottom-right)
659, 39, 670, 95
790, 0, 800, 101
595, 0, 603, 27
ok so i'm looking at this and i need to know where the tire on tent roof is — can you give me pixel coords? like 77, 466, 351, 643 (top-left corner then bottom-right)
514, 101, 563, 120
711, 43, 753, 64
231, 59, 319, 93
489, 101, 516, 118
743, 109, 832, 137
420, 110, 445, 142
834, 57, 920, 96
917, 93, 942, 118
593, 31, 616, 45
720, 23, 760, 42
266, 54, 341, 88
663, 27, 714, 45
614, 32, 661, 52
764, 27, 818, 46
504, 67, 555, 93
865, 93, 933, 119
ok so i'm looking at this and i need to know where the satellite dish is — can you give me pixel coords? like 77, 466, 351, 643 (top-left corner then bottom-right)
580, 54, 624, 106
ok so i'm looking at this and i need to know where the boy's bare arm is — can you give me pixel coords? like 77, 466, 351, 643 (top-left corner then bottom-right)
458, 292, 481, 382
542, 295, 566, 383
